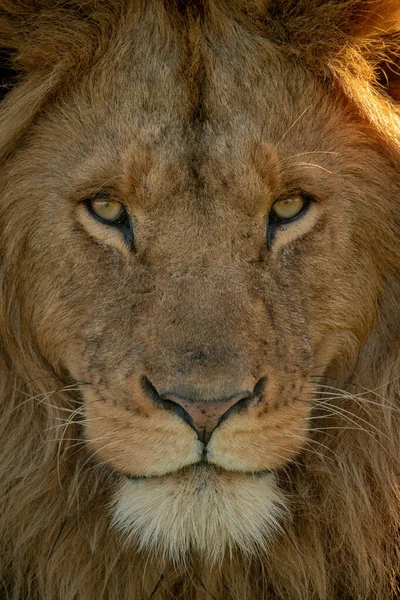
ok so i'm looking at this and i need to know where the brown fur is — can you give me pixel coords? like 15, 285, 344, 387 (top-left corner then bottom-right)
1, 1, 400, 598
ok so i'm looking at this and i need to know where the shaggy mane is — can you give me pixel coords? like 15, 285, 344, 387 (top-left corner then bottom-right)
1, 0, 400, 151
1, 1, 400, 599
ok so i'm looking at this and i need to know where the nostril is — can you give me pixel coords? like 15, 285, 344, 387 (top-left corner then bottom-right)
253, 376, 267, 399
140, 376, 164, 405
140, 376, 197, 431
216, 393, 254, 429
141, 376, 259, 444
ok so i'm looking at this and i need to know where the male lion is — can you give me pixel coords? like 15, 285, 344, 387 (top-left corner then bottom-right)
1, 0, 400, 598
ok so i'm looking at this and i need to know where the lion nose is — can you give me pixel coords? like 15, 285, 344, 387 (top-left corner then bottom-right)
164, 392, 251, 439
142, 378, 253, 444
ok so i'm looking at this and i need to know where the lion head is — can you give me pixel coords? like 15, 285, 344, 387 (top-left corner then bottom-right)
1, 1, 400, 598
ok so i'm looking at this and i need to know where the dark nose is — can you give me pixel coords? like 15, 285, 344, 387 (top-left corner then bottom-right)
142, 377, 255, 444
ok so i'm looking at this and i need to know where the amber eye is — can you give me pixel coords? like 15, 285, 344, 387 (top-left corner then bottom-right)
89, 198, 124, 222
84, 195, 134, 248
271, 194, 306, 221
267, 191, 313, 246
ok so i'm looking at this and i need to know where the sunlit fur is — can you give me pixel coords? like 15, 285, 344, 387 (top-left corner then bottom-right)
1, 1, 400, 599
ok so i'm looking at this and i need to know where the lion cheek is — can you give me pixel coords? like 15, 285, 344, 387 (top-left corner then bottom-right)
84, 401, 202, 477
208, 401, 311, 472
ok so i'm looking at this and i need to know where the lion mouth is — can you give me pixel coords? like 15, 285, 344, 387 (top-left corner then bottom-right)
122, 463, 273, 482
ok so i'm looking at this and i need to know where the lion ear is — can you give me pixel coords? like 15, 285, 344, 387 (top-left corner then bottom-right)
346, 0, 400, 102
0, 1, 108, 76
0, 4, 31, 101
349, 0, 400, 35
0, 47, 18, 102
334, 0, 400, 147
0, 1, 109, 158
375, 48, 400, 102
263, 0, 400, 146
294, 0, 400, 143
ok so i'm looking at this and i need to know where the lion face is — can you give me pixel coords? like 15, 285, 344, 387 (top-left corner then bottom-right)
1, 6, 391, 563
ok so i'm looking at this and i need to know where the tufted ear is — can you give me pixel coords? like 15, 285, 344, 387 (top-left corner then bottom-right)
336, 0, 400, 148
264, 0, 400, 148
0, 47, 16, 102
266, 0, 400, 57
346, 0, 400, 36
0, 0, 121, 159
335, 0, 400, 104
0, 0, 113, 76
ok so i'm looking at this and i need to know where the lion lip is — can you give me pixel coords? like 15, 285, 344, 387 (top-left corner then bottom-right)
122, 465, 273, 482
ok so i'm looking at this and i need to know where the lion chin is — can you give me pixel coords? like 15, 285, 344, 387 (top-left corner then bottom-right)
111, 466, 286, 564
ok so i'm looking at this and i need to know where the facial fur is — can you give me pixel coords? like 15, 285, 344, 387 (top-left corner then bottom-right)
1, 1, 400, 599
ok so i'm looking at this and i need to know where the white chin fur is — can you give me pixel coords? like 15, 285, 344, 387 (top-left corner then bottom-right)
110, 466, 286, 565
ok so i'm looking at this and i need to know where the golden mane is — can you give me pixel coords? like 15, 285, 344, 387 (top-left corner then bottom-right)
1, 1, 400, 598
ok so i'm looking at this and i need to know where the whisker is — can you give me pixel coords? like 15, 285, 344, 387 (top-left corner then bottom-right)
311, 401, 395, 457
3, 386, 84, 419
287, 162, 335, 174
40, 402, 85, 414
273, 104, 312, 149
282, 151, 340, 161
311, 373, 400, 395
278, 428, 336, 462
82, 456, 117, 477
292, 431, 335, 453
44, 438, 86, 443
305, 412, 342, 420
76, 439, 121, 482
312, 385, 400, 414
45, 417, 103, 431
303, 426, 372, 432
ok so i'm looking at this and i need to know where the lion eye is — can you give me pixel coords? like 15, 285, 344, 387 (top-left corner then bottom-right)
267, 191, 313, 246
89, 198, 124, 222
84, 195, 134, 249
271, 194, 306, 221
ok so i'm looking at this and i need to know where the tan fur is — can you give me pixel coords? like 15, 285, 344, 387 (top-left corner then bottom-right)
1, 1, 400, 598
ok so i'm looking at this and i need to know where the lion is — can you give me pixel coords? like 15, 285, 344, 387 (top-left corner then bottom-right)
1, 0, 400, 598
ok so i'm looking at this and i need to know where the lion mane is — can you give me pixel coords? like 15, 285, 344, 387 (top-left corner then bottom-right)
1, 1, 400, 599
